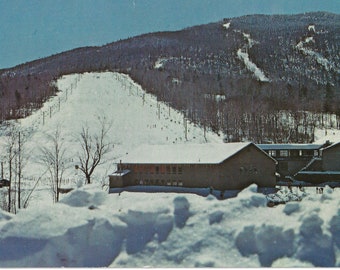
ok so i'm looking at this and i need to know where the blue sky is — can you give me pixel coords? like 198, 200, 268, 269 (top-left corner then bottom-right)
0, 0, 339, 69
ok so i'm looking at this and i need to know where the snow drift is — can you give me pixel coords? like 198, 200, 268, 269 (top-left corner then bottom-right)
0, 184, 339, 267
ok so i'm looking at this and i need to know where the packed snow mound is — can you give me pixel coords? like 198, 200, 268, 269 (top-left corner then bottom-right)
59, 187, 107, 208
0, 184, 339, 267
0, 190, 127, 267
0, 210, 13, 221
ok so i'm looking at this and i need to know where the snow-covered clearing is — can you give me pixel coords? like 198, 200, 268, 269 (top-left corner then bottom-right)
231, 28, 269, 82
296, 25, 339, 73
0, 72, 339, 267
223, 21, 231, 29
237, 49, 270, 82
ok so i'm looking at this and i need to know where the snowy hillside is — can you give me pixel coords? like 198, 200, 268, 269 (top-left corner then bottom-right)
0, 72, 339, 267
1, 72, 220, 192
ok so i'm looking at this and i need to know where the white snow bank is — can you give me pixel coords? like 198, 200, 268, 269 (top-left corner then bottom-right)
0, 210, 13, 221
0, 184, 338, 267
0, 187, 127, 267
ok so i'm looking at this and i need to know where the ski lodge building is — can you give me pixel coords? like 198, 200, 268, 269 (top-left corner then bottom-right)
109, 142, 277, 190
257, 143, 326, 180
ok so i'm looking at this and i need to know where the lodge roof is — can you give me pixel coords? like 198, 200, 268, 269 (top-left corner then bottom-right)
121, 142, 271, 164
321, 141, 340, 152
258, 144, 324, 151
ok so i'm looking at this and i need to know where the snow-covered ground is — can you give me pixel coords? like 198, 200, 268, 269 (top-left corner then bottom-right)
0, 183, 339, 267
0, 72, 220, 194
296, 25, 339, 73
231, 27, 270, 82
0, 72, 339, 267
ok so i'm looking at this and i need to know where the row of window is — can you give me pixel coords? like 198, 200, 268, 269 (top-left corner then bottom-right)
268, 149, 319, 158
134, 179, 184, 186
119, 164, 184, 174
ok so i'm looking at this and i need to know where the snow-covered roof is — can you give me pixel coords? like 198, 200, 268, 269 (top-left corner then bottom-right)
258, 144, 324, 151
297, 171, 340, 175
122, 142, 255, 164
110, 169, 131, 176
322, 141, 340, 152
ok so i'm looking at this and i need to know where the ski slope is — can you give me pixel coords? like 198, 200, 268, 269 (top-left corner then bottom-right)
0, 72, 339, 267
1, 72, 221, 187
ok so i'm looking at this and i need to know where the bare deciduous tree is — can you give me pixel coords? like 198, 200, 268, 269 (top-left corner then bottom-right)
77, 118, 112, 184
39, 126, 66, 203
2, 124, 18, 213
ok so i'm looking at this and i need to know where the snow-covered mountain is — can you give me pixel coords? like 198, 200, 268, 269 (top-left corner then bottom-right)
0, 72, 339, 267
1, 12, 339, 143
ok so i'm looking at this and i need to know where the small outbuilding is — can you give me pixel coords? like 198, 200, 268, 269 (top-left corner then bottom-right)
109, 142, 277, 191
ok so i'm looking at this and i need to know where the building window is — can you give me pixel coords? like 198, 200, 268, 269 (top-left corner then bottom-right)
269, 150, 276, 157
172, 166, 177, 174
178, 167, 183, 174
167, 180, 171, 186
166, 166, 171, 174
290, 150, 299, 157
155, 166, 159, 174
178, 181, 183, 186
172, 181, 178, 186
279, 150, 289, 157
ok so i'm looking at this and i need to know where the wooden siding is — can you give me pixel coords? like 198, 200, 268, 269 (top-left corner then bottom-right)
109, 143, 276, 190
322, 143, 340, 171
215, 144, 276, 190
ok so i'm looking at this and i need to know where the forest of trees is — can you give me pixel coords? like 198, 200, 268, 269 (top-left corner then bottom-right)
0, 12, 339, 143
